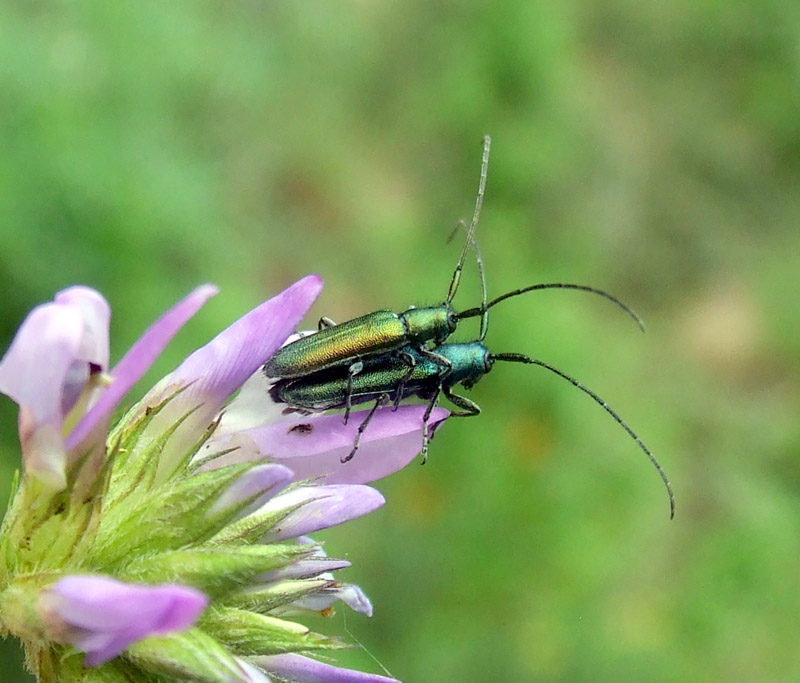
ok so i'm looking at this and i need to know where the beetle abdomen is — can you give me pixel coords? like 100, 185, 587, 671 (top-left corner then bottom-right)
264, 310, 408, 379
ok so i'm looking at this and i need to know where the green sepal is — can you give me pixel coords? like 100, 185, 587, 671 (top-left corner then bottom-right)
108, 400, 203, 508
0, 469, 22, 587
203, 607, 345, 656
187, 446, 241, 474
116, 543, 311, 597
0, 575, 58, 643
219, 578, 333, 614
104, 386, 186, 484
89, 464, 252, 569
3, 476, 105, 577
210, 496, 307, 546
125, 627, 251, 682
104, 399, 151, 469
21, 512, 71, 570
24, 499, 98, 572
163, 411, 224, 483
57, 656, 143, 683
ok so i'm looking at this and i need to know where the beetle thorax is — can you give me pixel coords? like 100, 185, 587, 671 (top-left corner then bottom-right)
402, 304, 457, 344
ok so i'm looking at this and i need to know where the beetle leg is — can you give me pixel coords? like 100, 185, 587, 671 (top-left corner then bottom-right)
392, 350, 417, 410
281, 406, 314, 416
342, 392, 390, 463
442, 385, 481, 417
418, 346, 453, 379
318, 316, 337, 330
343, 360, 364, 425
419, 385, 443, 464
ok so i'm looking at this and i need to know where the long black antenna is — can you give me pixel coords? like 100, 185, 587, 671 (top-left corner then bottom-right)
447, 135, 491, 303
492, 352, 675, 519
459, 283, 645, 332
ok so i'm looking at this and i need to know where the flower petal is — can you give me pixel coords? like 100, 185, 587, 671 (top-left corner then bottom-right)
292, 582, 373, 617
212, 328, 318, 436
66, 284, 218, 452
215, 368, 293, 436
55, 287, 112, 370
213, 405, 449, 485
210, 463, 294, 515
40, 576, 208, 667
0, 288, 110, 487
260, 485, 385, 541
16, 421, 69, 491
0, 295, 96, 423
140, 276, 323, 479
235, 657, 275, 682
256, 653, 401, 683
258, 539, 350, 582
259, 557, 352, 583
166, 275, 323, 414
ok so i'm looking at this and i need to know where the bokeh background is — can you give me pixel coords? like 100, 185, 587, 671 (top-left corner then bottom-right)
2, 2, 799, 681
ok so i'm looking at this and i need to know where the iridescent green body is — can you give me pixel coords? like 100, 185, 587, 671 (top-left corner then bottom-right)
263, 305, 457, 379
270, 342, 491, 412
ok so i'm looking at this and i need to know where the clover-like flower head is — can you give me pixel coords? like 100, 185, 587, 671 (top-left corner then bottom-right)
0, 278, 447, 682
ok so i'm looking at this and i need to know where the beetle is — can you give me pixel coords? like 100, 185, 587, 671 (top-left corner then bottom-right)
264, 135, 646, 425
270, 291, 674, 519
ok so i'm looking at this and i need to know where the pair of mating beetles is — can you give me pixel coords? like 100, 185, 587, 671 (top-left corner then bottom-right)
264, 137, 675, 519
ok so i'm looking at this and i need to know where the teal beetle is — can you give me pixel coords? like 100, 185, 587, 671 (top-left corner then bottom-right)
271, 337, 674, 520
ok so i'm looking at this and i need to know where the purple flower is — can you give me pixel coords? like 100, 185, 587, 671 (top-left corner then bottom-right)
259, 484, 386, 542
254, 653, 401, 683
139, 278, 449, 485
40, 576, 208, 666
0, 277, 448, 681
0, 285, 218, 490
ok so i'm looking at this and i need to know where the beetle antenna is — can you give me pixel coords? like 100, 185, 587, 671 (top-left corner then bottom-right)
459, 283, 645, 332
492, 352, 675, 519
475, 236, 489, 340
447, 135, 491, 304
447, 220, 490, 340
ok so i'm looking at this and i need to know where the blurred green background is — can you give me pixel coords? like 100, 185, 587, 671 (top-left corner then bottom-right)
2, 2, 799, 681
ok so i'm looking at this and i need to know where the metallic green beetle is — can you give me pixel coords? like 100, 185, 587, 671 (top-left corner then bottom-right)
268, 218, 668, 515
263, 136, 644, 419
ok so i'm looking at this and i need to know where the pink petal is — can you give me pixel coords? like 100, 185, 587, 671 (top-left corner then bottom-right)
197, 432, 265, 471
214, 369, 294, 437
221, 405, 449, 485
65, 284, 218, 451
258, 539, 350, 582
55, 287, 112, 370
256, 653, 400, 683
260, 485, 385, 541
42, 575, 208, 667
293, 582, 373, 617
140, 276, 323, 478
168, 275, 323, 415
210, 463, 294, 515
0, 289, 111, 487
16, 420, 69, 490
0, 299, 91, 424
235, 658, 275, 682
259, 557, 352, 582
